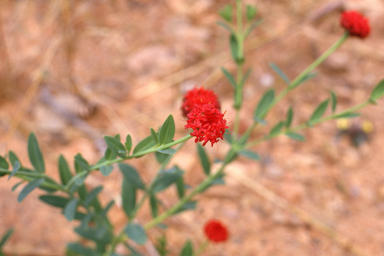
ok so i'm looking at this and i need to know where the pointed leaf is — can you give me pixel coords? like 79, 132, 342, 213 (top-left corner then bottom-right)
370, 79, 384, 101
39, 195, 70, 208
17, 178, 44, 202
334, 112, 360, 119
149, 193, 158, 218
58, 155, 72, 185
293, 72, 317, 88
8, 151, 20, 167
240, 68, 252, 88
230, 34, 238, 61
239, 150, 260, 161
285, 107, 293, 128
155, 151, 170, 164
0, 156, 9, 170
84, 186, 103, 206
157, 148, 176, 155
216, 21, 234, 33
221, 68, 236, 89
74, 154, 90, 171
67, 243, 99, 256
269, 62, 290, 85
331, 91, 337, 113
64, 198, 78, 221
133, 135, 156, 155
309, 99, 329, 122
180, 240, 193, 256
197, 144, 210, 175
269, 121, 285, 136
150, 128, 159, 145
0, 228, 14, 248
175, 177, 185, 199
152, 166, 184, 193
125, 134, 133, 154
100, 165, 113, 177
122, 178, 136, 218
104, 136, 127, 158
28, 133, 45, 173
125, 223, 147, 245
244, 19, 263, 39
219, 5, 232, 22
159, 115, 175, 145
286, 132, 305, 141
253, 89, 275, 121
8, 161, 20, 180
119, 163, 145, 190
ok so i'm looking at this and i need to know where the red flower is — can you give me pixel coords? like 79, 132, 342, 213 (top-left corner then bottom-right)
204, 219, 228, 243
340, 10, 370, 38
181, 87, 221, 117
185, 104, 228, 147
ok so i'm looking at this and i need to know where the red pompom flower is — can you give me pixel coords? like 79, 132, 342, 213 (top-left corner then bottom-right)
340, 10, 370, 39
185, 104, 228, 147
204, 219, 228, 243
181, 87, 221, 117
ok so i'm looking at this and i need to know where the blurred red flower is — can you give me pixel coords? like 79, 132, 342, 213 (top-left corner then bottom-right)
181, 87, 221, 117
204, 219, 228, 243
340, 10, 370, 38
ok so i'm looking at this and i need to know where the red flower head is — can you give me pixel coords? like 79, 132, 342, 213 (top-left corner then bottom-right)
181, 87, 221, 117
340, 10, 370, 39
185, 104, 228, 147
204, 219, 228, 243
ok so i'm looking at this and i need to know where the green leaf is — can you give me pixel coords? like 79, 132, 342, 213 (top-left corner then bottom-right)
125, 134, 133, 155
224, 129, 232, 143
67, 243, 99, 256
39, 195, 70, 208
240, 68, 252, 88
197, 144, 210, 175
370, 79, 384, 101
104, 136, 127, 158
119, 163, 145, 190
159, 115, 175, 145
157, 148, 176, 155
155, 151, 170, 164
7, 161, 20, 180
125, 223, 147, 245
216, 21, 234, 34
104, 146, 116, 161
334, 112, 361, 119
28, 133, 45, 173
84, 186, 103, 206
230, 34, 238, 61
269, 62, 290, 85
239, 150, 260, 161
77, 184, 88, 201
175, 177, 185, 199
100, 165, 113, 177
11, 181, 24, 191
294, 72, 317, 88
150, 128, 159, 145
219, 5, 232, 22
0, 156, 9, 170
133, 135, 156, 155
246, 5, 257, 21
285, 107, 293, 128
286, 132, 305, 141
253, 89, 275, 121
58, 155, 73, 185
18, 178, 44, 202
174, 201, 197, 214
331, 91, 337, 113
0, 228, 14, 248
221, 68, 236, 89
64, 198, 78, 221
180, 240, 193, 256
149, 193, 158, 218
269, 121, 285, 136
309, 99, 329, 123
8, 151, 20, 167
74, 154, 90, 171
74, 226, 111, 244
152, 166, 184, 193
122, 177, 136, 218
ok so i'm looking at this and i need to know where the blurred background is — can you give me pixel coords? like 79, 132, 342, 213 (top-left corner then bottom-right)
1, 0, 384, 255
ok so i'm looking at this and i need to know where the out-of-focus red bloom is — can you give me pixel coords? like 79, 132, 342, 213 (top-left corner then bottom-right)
185, 104, 228, 147
340, 10, 370, 38
181, 87, 221, 117
204, 219, 228, 243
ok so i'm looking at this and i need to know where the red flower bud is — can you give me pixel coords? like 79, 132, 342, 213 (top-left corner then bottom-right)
204, 219, 228, 243
185, 104, 228, 147
181, 87, 221, 117
340, 10, 370, 39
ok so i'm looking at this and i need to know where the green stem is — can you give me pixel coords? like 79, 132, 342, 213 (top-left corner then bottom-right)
144, 164, 227, 230
103, 229, 126, 256
245, 100, 369, 149
193, 240, 209, 256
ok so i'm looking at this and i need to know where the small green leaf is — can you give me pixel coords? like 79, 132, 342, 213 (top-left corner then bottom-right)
370, 79, 384, 101
216, 21, 235, 33
175, 177, 185, 199
150, 128, 159, 145
18, 178, 44, 202
0, 156, 9, 170
39, 195, 70, 208
11, 181, 24, 191
230, 34, 238, 62
240, 68, 252, 88
246, 5, 257, 21
133, 135, 156, 155
74, 154, 90, 171
285, 107, 293, 128
334, 112, 360, 119
180, 240, 193, 256
100, 165, 113, 177
8, 151, 20, 167
197, 144, 210, 175
286, 132, 305, 141
221, 68, 236, 89
8, 161, 20, 180
239, 150, 260, 161
253, 89, 275, 121
309, 99, 329, 123
122, 177, 136, 218
269, 121, 285, 136
64, 198, 78, 221
293, 72, 317, 88
159, 115, 175, 145
219, 4, 232, 22
104, 136, 127, 158
27, 133, 45, 173
125, 134, 133, 154
125, 223, 147, 245
119, 163, 145, 190
149, 193, 158, 218
58, 155, 72, 185
244, 19, 263, 39
174, 201, 197, 214
152, 166, 184, 193
84, 186, 103, 206
67, 243, 99, 256
331, 91, 337, 113
269, 62, 290, 85
0, 228, 14, 248
157, 148, 176, 155
155, 151, 170, 164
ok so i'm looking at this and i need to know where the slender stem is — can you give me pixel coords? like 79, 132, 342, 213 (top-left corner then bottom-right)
193, 241, 209, 256
103, 229, 126, 256
245, 100, 370, 149
144, 164, 227, 230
